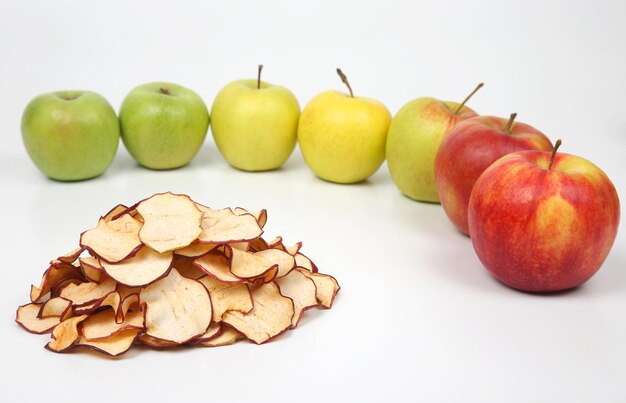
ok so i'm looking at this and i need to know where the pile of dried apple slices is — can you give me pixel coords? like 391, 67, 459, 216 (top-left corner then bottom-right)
16, 192, 340, 356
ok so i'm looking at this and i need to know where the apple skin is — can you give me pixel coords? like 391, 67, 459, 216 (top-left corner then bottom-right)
210, 79, 300, 171
386, 98, 477, 202
21, 90, 119, 181
119, 82, 209, 170
468, 150, 620, 292
297, 90, 391, 184
435, 115, 553, 235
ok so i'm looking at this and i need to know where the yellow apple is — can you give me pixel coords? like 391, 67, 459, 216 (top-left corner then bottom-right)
386, 84, 482, 202
297, 69, 391, 184
211, 65, 300, 171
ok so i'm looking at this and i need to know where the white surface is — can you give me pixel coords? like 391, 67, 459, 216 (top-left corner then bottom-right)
1, 1, 625, 402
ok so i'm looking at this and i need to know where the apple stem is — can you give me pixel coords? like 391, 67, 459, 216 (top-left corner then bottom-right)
454, 82, 484, 114
336, 68, 354, 97
159, 87, 170, 96
257, 64, 263, 90
549, 139, 562, 170
503, 113, 517, 133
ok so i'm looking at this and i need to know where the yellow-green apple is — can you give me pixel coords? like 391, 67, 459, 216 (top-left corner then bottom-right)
211, 65, 300, 171
297, 68, 391, 183
435, 113, 553, 235
119, 82, 209, 170
386, 83, 483, 202
468, 140, 620, 292
21, 90, 119, 181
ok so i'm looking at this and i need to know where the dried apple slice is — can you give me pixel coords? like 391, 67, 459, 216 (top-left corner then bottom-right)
199, 326, 243, 347
222, 282, 294, 344
136, 192, 203, 253
76, 328, 141, 356
285, 242, 302, 256
294, 252, 318, 273
275, 270, 318, 327
101, 247, 173, 287
198, 276, 253, 322
78, 256, 103, 282
60, 277, 117, 306
16, 303, 62, 334
189, 322, 222, 344
30, 262, 84, 303
197, 207, 263, 243
103, 204, 128, 222
138, 334, 178, 348
235, 207, 268, 229
117, 293, 140, 323
55, 247, 84, 264
174, 242, 218, 258
299, 269, 340, 308
38, 297, 72, 319
46, 315, 88, 353
194, 252, 244, 284
248, 237, 269, 252
172, 256, 206, 280
255, 248, 295, 278
140, 269, 212, 344
82, 309, 144, 341
73, 291, 120, 315
230, 247, 277, 279
80, 214, 143, 263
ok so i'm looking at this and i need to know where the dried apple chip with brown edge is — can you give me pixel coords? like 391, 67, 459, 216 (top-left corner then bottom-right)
78, 256, 103, 282
73, 291, 120, 315
136, 192, 203, 253
199, 326, 243, 347
294, 252, 319, 273
38, 297, 72, 319
197, 207, 263, 244
46, 315, 88, 353
60, 277, 116, 306
54, 247, 84, 264
82, 309, 144, 341
16, 303, 63, 334
174, 242, 218, 258
276, 269, 318, 327
101, 247, 173, 287
222, 282, 294, 344
102, 204, 128, 222
138, 334, 179, 348
30, 262, 84, 303
255, 248, 295, 278
198, 276, 253, 322
189, 322, 222, 344
235, 207, 268, 229
194, 252, 244, 284
140, 269, 212, 344
298, 269, 340, 308
76, 328, 141, 356
229, 247, 277, 279
172, 256, 206, 280
80, 214, 143, 263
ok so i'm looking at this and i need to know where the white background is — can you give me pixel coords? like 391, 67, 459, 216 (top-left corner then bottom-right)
1, 1, 625, 402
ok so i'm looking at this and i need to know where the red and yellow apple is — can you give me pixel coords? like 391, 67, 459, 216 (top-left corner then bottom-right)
435, 113, 553, 235
468, 142, 620, 292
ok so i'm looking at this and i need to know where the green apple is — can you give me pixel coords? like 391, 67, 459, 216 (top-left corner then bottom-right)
21, 90, 120, 181
211, 65, 300, 171
119, 82, 209, 170
298, 69, 392, 184
386, 83, 483, 202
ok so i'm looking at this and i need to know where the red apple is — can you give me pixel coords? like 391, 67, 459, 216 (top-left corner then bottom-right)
435, 113, 553, 235
468, 141, 620, 292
